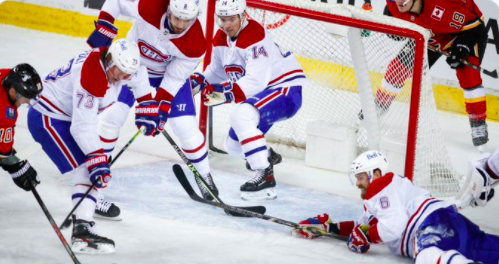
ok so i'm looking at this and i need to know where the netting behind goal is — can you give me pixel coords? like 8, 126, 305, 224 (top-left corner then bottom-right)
200, 0, 460, 197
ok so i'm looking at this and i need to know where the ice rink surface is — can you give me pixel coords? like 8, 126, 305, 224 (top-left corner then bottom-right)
0, 25, 498, 264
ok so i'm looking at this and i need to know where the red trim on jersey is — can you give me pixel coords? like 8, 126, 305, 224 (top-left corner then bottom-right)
138, 0, 169, 29
399, 198, 436, 257
236, 20, 266, 49
232, 82, 246, 103
183, 140, 206, 154
137, 93, 153, 103
155, 88, 175, 103
213, 30, 229, 47
338, 221, 355, 237
43, 116, 78, 169
80, 49, 109, 98
368, 224, 383, 244
98, 11, 115, 24
254, 90, 280, 109
268, 70, 304, 85
241, 135, 264, 145
100, 136, 117, 143
171, 20, 207, 58
368, 217, 378, 226
364, 173, 395, 200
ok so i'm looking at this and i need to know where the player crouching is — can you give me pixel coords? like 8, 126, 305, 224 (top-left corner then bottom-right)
294, 151, 499, 264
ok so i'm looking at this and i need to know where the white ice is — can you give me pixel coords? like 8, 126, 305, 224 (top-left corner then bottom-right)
0, 25, 498, 264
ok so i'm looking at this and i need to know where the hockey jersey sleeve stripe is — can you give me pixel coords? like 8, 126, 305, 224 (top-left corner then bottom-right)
399, 198, 437, 257
99, 136, 117, 143
462, 17, 484, 31
43, 115, 79, 169
268, 70, 304, 86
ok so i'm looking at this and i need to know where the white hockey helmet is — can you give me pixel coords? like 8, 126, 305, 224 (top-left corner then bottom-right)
169, 0, 201, 20
350, 150, 389, 183
108, 39, 140, 75
216, 0, 247, 17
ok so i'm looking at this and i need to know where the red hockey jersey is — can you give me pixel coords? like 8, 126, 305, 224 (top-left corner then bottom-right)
0, 69, 18, 158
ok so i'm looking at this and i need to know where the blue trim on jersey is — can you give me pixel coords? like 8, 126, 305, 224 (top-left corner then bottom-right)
267, 75, 306, 89
188, 151, 208, 163
117, 85, 135, 108
405, 200, 439, 256
244, 146, 267, 157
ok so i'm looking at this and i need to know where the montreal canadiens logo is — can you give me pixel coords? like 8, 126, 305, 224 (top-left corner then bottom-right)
138, 41, 171, 63
224, 65, 245, 82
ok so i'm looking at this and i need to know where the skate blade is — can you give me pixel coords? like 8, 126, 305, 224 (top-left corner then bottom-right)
72, 241, 115, 255
241, 188, 277, 201
94, 214, 122, 221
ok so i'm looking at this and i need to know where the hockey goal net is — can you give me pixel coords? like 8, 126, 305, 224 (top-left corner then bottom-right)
200, 0, 460, 197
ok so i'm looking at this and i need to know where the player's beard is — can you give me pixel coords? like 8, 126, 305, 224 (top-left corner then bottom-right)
360, 188, 367, 199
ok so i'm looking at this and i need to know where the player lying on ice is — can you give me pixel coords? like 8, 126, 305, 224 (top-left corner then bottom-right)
27, 39, 146, 254
87, 0, 221, 201
193, 0, 307, 201
0, 64, 42, 191
294, 150, 499, 264
368, 0, 489, 151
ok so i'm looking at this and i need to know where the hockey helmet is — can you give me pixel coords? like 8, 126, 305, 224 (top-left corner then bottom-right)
169, 0, 200, 20
350, 150, 389, 183
108, 39, 141, 75
4, 63, 43, 100
216, 0, 247, 17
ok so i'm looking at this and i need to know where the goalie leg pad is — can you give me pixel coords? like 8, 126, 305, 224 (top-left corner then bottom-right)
170, 116, 210, 176
457, 153, 494, 207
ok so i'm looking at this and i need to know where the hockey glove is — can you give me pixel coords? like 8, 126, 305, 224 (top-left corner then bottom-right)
154, 88, 173, 135
293, 213, 333, 239
202, 82, 235, 107
87, 20, 118, 48
347, 225, 371, 254
446, 44, 471, 69
86, 151, 112, 189
1, 160, 39, 191
190, 73, 208, 95
135, 99, 159, 136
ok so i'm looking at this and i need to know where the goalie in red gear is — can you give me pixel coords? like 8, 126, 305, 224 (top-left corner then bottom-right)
373, 0, 489, 149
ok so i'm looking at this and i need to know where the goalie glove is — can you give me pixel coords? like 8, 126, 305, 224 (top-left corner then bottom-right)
293, 213, 333, 239
347, 225, 371, 254
202, 82, 235, 106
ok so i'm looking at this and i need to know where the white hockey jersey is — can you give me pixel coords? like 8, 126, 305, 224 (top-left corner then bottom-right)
31, 48, 150, 155
99, 0, 206, 97
359, 173, 448, 258
203, 20, 307, 101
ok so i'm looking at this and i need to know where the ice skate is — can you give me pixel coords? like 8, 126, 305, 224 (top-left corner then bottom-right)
71, 218, 115, 254
470, 120, 488, 152
95, 199, 122, 221
241, 164, 277, 200
195, 173, 219, 201
246, 148, 282, 171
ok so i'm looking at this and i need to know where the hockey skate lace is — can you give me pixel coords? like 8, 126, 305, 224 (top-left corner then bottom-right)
248, 170, 266, 184
96, 200, 112, 213
472, 125, 487, 138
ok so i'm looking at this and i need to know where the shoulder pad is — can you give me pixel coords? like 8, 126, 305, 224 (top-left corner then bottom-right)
236, 20, 266, 49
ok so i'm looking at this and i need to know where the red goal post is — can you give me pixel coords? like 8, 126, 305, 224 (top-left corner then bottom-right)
199, 0, 460, 197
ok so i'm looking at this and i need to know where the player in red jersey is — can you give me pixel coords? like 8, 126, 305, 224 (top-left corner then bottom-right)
373, 0, 488, 150
0, 63, 43, 191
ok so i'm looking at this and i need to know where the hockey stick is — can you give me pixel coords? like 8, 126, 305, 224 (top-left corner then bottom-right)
428, 45, 498, 79
173, 164, 346, 241
208, 107, 227, 154
59, 128, 145, 229
162, 130, 266, 217
31, 186, 81, 264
